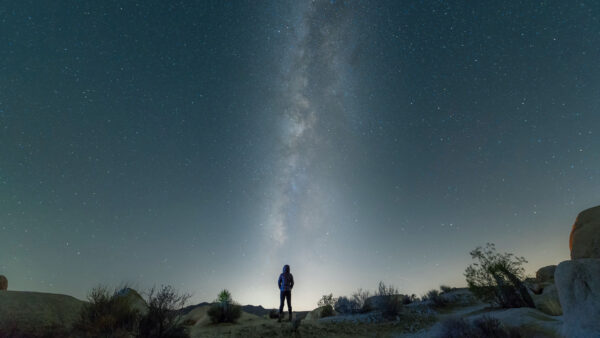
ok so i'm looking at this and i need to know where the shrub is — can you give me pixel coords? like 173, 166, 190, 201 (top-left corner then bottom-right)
73, 285, 140, 337
464, 243, 535, 308
376, 281, 398, 296
440, 285, 453, 293
139, 285, 190, 338
351, 288, 372, 313
375, 281, 402, 319
207, 289, 242, 324
381, 294, 402, 319
440, 317, 476, 338
401, 294, 419, 304
320, 304, 334, 318
425, 289, 448, 307
268, 309, 279, 319
317, 294, 337, 308
334, 296, 360, 314
440, 316, 524, 338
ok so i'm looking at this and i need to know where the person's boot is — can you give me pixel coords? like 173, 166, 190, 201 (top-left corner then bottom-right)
278, 312, 282, 323
288, 310, 293, 322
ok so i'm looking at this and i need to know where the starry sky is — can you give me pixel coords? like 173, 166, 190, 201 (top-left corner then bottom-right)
1, 1, 600, 311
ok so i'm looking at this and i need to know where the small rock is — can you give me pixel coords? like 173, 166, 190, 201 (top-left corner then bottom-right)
536, 265, 557, 282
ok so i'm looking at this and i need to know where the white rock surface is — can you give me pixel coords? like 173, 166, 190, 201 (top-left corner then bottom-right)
555, 258, 600, 337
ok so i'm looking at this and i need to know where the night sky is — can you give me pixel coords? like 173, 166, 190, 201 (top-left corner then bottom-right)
1, 1, 600, 311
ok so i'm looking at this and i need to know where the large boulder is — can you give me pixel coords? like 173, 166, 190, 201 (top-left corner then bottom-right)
570, 206, 600, 259
0, 291, 85, 334
536, 265, 557, 282
115, 287, 148, 315
0, 275, 6, 291
555, 259, 600, 337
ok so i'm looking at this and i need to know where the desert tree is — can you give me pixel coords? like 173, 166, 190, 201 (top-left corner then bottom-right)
464, 243, 534, 308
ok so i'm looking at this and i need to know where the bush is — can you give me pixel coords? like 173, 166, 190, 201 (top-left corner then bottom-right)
425, 289, 448, 307
139, 285, 190, 338
207, 289, 242, 324
464, 243, 535, 308
376, 281, 398, 296
317, 294, 337, 308
334, 296, 360, 314
351, 288, 372, 312
401, 294, 419, 304
440, 316, 509, 338
74, 285, 140, 337
440, 285, 454, 293
320, 304, 334, 318
381, 295, 402, 319
74, 284, 190, 338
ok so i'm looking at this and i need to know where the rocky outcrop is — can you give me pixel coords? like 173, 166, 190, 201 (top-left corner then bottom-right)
115, 287, 147, 315
0, 275, 6, 291
536, 265, 556, 283
570, 206, 600, 259
0, 291, 85, 333
304, 306, 336, 320
530, 283, 562, 316
556, 259, 600, 337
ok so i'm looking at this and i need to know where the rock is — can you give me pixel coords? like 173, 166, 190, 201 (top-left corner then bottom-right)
0, 291, 85, 334
304, 306, 336, 320
0, 275, 6, 291
570, 205, 600, 259
115, 287, 148, 315
468, 307, 562, 336
531, 284, 562, 316
536, 265, 557, 282
555, 259, 600, 337
439, 288, 477, 306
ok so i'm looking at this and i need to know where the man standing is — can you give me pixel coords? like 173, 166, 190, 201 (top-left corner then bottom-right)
278, 264, 294, 322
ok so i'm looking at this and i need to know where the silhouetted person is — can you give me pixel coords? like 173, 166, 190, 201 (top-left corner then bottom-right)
278, 264, 294, 322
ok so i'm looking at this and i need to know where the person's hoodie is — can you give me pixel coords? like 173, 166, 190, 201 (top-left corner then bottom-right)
278, 265, 294, 292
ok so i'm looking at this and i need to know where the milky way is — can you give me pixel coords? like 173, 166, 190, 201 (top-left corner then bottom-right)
265, 1, 357, 249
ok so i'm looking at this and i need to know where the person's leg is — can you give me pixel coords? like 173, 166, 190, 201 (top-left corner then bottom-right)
279, 291, 285, 322
286, 291, 292, 320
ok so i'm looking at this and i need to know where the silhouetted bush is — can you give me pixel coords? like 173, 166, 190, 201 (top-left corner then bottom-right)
440, 315, 541, 338
376, 281, 398, 296
73, 285, 140, 337
74, 284, 190, 338
425, 289, 448, 307
401, 294, 419, 304
440, 317, 476, 338
207, 289, 242, 324
381, 295, 402, 319
139, 285, 190, 338
320, 304, 334, 318
351, 288, 372, 312
317, 293, 337, 308
268, 309, 279, 319
440, 285, 454, 293
334, 296, 360, 314
464, 243, 534, 308
375, 281, 402, 319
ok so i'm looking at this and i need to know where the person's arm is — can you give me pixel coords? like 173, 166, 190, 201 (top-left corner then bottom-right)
290, 274, 294, 289
278, 274, 282, 289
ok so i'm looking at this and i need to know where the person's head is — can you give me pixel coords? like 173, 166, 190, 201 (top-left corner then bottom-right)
283, 264, 290, 273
